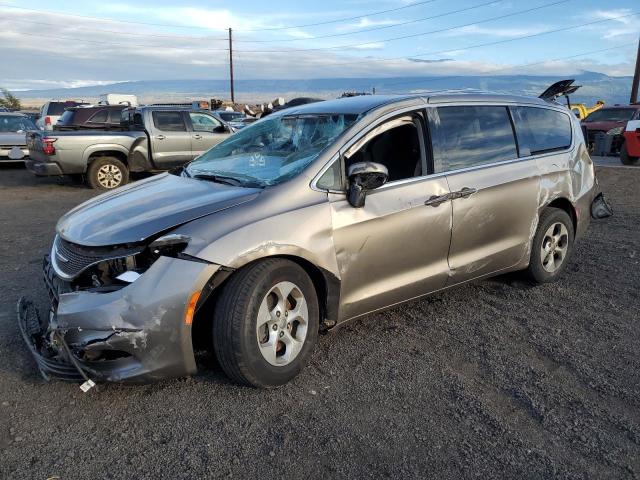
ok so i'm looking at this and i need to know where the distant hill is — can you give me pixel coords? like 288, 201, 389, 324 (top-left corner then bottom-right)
14, 72, 634, 106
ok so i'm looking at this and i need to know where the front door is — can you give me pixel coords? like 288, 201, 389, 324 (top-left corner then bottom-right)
427, 105, 539, 284
328, 111, 452, 321
150, 110, 193, 168
188, 112, 229, 159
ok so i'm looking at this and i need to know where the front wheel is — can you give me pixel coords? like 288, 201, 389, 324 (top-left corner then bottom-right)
620, 143, 640, 166
213, 259, 319, 388
87, 156, 129, 190
525, 208, 575, 284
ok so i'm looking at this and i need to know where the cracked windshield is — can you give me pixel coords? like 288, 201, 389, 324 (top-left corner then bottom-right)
187, 113, 358, 186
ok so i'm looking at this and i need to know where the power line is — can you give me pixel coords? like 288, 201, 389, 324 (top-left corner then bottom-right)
238, 0, 441, 31
0, 16, 228, 41
234, 0, 500, 43
300, 11, 639, 67
6, 0, 553, 56
1, 0, 498, 44
0, 1, 441, 33
0, 30, 230, 51
233, 0, 569, 53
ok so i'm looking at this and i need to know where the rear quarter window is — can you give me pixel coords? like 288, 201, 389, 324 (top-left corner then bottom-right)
511, 107, 572, 156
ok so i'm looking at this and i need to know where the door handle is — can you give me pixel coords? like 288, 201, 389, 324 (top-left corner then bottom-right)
193, 134, 202, 140
450, 187, 477, 199
424, 194, 450, 207
156, 135, 166, 140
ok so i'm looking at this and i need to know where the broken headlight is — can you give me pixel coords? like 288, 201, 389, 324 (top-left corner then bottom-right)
73, 234, 191, 289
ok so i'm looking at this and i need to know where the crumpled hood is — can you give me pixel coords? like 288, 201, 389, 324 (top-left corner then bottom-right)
57, 173, 261, 246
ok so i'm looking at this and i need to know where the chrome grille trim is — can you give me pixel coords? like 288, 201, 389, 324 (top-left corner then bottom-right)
50, 236, 143, 280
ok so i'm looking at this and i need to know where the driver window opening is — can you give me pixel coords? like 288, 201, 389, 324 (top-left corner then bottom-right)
345, 114, 426, 183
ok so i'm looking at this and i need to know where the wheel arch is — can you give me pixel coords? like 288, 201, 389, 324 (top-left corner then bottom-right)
84, 147, 129, 169
544, 197, 577, 235
191, 254, 340, 352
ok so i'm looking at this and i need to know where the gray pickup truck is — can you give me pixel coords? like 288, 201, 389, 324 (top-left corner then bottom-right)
26, 106, 232, 189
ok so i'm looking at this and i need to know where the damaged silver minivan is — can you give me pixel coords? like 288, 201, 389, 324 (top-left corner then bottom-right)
19, 88, 611, 388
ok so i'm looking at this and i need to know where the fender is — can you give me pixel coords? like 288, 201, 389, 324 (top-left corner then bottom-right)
128, 134, 155, 172
82, 144, 130, 169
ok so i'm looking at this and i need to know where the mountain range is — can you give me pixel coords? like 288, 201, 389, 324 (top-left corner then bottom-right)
13, 71, 635, 106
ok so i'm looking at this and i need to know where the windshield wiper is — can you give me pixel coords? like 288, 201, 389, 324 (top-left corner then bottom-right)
192, 174, 244, 187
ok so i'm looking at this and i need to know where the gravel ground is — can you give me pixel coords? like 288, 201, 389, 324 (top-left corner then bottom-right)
0, 165, 638, 479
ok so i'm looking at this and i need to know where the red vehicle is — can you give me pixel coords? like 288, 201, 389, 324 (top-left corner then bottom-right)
622, 120, 640, 165
581, 105, 640, 154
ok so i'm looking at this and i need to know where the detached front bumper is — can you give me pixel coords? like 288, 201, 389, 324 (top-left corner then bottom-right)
18, 254, 220, 383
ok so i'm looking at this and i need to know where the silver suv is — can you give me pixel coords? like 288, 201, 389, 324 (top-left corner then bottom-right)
19, 92, 609, 388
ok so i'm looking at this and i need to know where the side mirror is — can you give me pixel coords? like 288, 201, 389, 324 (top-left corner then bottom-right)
346, 162, 388, 208
214, 124, 230, 133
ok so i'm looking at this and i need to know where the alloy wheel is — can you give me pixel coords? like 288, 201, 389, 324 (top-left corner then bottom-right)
256, 281, 309, 366
97, 164, 123, 189
540, 222, 569, 273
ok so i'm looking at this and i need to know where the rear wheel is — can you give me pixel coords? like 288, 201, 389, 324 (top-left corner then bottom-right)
525, 208, 574, 284
213, 259, 319, 388
620, 143, 640, 166
87, 156, 129, 190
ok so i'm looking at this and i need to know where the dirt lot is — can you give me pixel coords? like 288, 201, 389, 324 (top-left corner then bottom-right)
0, 165, 638, 479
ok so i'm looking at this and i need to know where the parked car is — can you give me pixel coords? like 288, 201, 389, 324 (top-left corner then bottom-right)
212, 110, 250, 130
581, 105, 640, 153
54, 105, 126, 131
36, 101, 89, 130
18, 92, 612, 388
621, 119, 640, 165
0, 112, 37, 162
25, 106, 232, 190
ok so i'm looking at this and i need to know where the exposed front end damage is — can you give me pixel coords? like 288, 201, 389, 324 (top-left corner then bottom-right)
18, 243, 221, 384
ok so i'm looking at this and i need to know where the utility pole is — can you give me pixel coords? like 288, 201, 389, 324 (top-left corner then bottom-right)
631, 37, 640, 104
228, 27, 235, 104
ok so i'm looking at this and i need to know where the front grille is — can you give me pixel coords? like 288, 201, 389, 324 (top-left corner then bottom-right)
52, 236, 143, 279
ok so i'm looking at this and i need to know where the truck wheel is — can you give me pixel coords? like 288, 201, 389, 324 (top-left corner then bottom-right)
213, 259, 319, 388
87, 156, 129, 190
620, 143, 639, 166
525, 208, 575, 284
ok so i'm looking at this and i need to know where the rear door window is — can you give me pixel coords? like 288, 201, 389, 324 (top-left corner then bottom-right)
511, 106, 572, 156
428, 106, 517, 173
153, 111, 187, 132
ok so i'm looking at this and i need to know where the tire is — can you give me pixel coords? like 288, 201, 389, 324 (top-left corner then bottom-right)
620, 143, 640, 166
87, 156, 129, 190
213, 258, 320, 388
525, 208, 575, 284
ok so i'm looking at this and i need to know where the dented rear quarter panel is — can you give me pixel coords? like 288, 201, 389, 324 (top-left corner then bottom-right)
535, 117, 596, 241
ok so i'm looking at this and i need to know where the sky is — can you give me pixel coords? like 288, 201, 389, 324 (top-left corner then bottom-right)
0, 0, 638, 91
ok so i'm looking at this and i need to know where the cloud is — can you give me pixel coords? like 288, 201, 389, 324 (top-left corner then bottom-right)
582, 8, 638, 40
350, 42, 386, 50
341, 17, 397, 30
0, 5, 636, 93
444, 24, 549, 38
